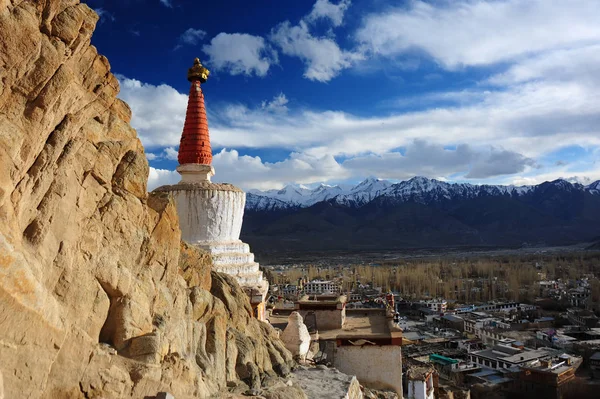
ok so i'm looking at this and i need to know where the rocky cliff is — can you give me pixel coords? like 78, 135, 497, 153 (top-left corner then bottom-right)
0, 1, 297, 398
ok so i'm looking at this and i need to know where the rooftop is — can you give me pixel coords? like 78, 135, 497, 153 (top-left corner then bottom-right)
472, 345, 559, 364
270, 308, 402, 341
407, 366, 434, 381
319, 310, 401, 340
521, 355, 581, 375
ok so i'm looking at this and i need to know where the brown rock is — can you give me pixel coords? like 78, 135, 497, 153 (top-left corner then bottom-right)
0, 1, 297, 398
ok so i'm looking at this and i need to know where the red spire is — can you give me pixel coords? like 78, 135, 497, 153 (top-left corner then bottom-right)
178, 59, 212, 165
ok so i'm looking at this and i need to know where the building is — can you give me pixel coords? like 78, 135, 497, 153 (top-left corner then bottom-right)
271, 304, 403, 396
155, 59, 268, 320
469, 344, 560, 370
536, 329, 577, 349
295, 295, 347, 331
474, 301, 520, 313
281, 284, 299, 298
512, 354, 581, 399
419, 299, 447, 313
437, 314, 465, 332
429, 353, 480, 386
567, 308, 599, 327
568, 287, 590, 307
590, 352, 600, 379
319, 309, 404, 396
406, 366, 435, 399
304, 280, 340, 295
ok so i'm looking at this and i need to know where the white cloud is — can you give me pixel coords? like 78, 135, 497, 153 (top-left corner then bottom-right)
148, 167, 179, 191
150, 143, 542, 191
119, 35, 600, 189
306, 0, 351, 27
202, 33, 278, 77
159, 0, 172, 8
118, 72, 600, 163
163, 147, 179, 161
507, 169, 600, 187
116, 75, 188, 149
270, 21, 364, 82
356, 0, 600, 69
94, 8, 115, 23
211, 149, 347, 190
178, 28, 207, 47
261, 93, 289, 114
488, 44, 600, 86
146, 153, 158, 161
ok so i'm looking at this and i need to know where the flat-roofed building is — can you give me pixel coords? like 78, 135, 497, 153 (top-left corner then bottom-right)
513, 354, 582, 399
406, 366, 435, 399
269, 305, 403, 396
419, 299, 447, 313
304, 279, 340, 295
469, 344, 560, 370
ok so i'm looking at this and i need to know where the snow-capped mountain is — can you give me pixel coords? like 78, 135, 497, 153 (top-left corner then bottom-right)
587, 180, 600, 195
246, 177, 600, 211
242, 177, 600, 253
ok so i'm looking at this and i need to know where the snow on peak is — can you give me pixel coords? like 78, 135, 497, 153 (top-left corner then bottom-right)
245, 176, 594, 211
350, 177, 392, 193
586, 180, 600, 194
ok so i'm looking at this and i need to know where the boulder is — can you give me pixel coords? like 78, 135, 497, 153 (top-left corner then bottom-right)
280, 312, 311, 361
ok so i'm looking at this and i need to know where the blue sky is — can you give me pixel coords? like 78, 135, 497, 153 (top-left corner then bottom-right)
87, 0, 600, 190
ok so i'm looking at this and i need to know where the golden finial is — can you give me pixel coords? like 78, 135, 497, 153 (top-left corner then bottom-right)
187, 58, 210, 83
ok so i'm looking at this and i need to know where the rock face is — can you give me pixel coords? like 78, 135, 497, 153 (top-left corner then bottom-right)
0, 1, 294, 398
292, 366, 363, 399
280, 312, 311, 361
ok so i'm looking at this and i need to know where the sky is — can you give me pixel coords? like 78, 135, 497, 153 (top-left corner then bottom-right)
87, 0, 600, 191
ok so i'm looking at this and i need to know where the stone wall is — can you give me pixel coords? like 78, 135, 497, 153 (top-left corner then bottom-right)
298, 308, 345, 331
0, 1, 295, 397
334, 345, 403, 396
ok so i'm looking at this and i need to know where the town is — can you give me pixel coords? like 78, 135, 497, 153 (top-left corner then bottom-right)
263, 252, 600, 398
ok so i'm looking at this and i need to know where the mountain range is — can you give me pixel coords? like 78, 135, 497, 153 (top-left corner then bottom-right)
241, 177, 600, 254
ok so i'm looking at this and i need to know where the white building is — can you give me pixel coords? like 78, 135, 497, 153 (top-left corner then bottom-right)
419, 299, 447, 313
304, 280, 340, 295
281, 284, 299, 298
407, 366, 435, 399
469, 345, 559, 370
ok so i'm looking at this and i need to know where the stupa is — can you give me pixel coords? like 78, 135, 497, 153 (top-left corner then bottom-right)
155, 58, 269, 320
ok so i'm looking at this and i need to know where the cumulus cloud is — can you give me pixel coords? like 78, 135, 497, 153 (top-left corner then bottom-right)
261, 93, 289, 114
488, 44, 600, 87
147, 143, 540, 190
306, 0, 351, 27
119, 20, 600, 189
116, 75, 188, 149
163, 147, 179, 161
211, 149, 347, 190
148, 167, 179, 190
117, 73, 600, 161
356, 0, 600, 69
270, 20, 364, 82
202, 33, 278, 77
